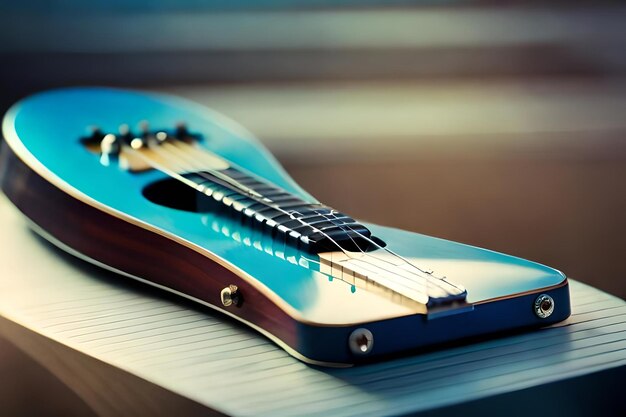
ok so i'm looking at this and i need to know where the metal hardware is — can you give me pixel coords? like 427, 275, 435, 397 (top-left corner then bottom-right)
220, 284, 241, 307
349, 328, 374, 355
534, 294, 554, 318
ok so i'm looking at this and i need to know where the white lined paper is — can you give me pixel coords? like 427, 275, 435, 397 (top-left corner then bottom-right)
0, 195, 623, 416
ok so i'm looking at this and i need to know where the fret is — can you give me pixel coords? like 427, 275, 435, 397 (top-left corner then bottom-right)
309, 215, 355, 226
249, 201, 313, 212
218, 169, 246, 178
277, 214, 352, 227
272, 201, 318, 210
266, 196, 307, 205
257, 206, 286, 218
248, 186, 283, 195
309, 226, 370, 240
286, 219, 336, 232
222, 193, 250, 203
234, 178, 266, 187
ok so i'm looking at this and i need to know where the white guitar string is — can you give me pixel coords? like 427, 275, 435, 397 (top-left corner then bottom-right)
142, 143, 432, 298
123, 134, 462, 301
289, 208, 464, 297
310, 211, 465, 295
139, 137, 462, 301
165, 139, 460, 295
133, 144, 436, 303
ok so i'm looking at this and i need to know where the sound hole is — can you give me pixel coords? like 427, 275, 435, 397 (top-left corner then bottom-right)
143, 176, 216, 212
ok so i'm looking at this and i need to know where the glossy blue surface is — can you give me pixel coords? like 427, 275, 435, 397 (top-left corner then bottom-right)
4, 88, 568, 327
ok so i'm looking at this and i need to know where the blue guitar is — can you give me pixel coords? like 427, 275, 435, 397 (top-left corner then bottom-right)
0, 88, 570, 366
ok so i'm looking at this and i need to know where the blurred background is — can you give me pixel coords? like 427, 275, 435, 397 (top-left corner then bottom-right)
0, 1, 625, 414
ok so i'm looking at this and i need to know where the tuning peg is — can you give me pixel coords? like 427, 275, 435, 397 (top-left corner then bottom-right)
100, 133, 119, 154
99, 133, 120, 166
130, 137, 145, 149
175, 122, 188, 138
139, 120, 150, 133
137, 120, 155, 147
118, 124, 130, 136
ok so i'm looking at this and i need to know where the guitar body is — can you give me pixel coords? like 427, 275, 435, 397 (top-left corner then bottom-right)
1, 88, 570, 366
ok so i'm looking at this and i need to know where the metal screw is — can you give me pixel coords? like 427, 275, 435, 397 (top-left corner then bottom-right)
221, 284, 241, 307
534, 294, 554, 318
349, 328, 374, 356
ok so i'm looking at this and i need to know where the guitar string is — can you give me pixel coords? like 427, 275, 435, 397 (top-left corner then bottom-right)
142, 138, 462, 299
246, 198, 459, 296
301, 209, 465, 295
164, 138, 457, 291
163, 139, 464, 296
124, 137, 459, 300
139, 143, 436, 301
288, 208, 463, 296
161, 140, 463, 296
149, 139, 455, 297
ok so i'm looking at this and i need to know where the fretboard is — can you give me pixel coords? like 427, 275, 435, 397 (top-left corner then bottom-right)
186, 168, 374, 254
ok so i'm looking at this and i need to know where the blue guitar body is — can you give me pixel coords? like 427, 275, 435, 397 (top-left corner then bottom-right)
0, 88, 570, 366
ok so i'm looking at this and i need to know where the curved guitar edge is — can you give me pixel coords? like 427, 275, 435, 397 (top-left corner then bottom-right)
3, 87, 318, 203
0, 102, 571, 366
0, 142, 336, 367
2, 120, 570, 367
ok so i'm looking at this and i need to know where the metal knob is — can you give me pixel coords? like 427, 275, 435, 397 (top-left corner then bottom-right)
534, 294, 554, 318
349, 328, 374, 356
221, 284, 241, 307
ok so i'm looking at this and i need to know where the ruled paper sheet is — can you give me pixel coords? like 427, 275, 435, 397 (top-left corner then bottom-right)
0, 194, 624, 417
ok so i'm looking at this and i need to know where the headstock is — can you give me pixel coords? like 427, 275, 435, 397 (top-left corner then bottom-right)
81, 122, 202, 172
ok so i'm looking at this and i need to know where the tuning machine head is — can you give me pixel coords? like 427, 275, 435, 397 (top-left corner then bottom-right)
81, 121, 200, 171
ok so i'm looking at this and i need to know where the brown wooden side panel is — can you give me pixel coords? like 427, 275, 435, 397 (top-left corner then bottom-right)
0, 142, 298, 352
